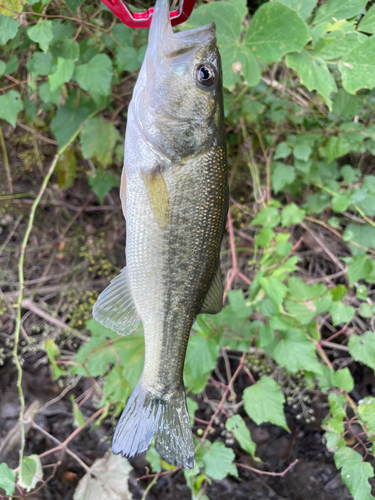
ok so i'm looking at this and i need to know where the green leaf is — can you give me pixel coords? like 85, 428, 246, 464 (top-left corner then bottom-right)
102, 366, 130, 404
202, 441, 237, 481
314, 32, 365, 61
184, 332, 220, 393
227, 289, 251, 319
27, 20, 54, 52
359, 303, 372, 319
0, 90, 23, 127
71, 396, 85, 427
258, 276, 288, 308
329, 302, 354, 326
0, 0, 22, 16
26, 51, 52, 76
225, 415, 257, 459
87, 171, 119, 205
0, 14, 19, 45
275, 0, 317, 20
358, 4, 375, 34
51, 98, 94, 151
332, 90, 364, 119
281, 203, 305, 226
252, 207, 280, 227
116, 46, 142, 73
65, 0, 85, 10
314, 0, 367, 24
288, 277, 326, 299
44, 339, 63, 379
18, 455, 43, 492
332, 368, 354, 392
186, 397, 198, 426
334, 447, 375, 500
146, 446, 162, 473
220, 44, 260, 90
48, 57, 74, 92
284, 300, 317, 324
75, 54, 112, 96
0, 61, 5, 77
358, 397, 375, 434
243, 376, 289, 431
348, 331, 375, 372
0, 462, 15, 495
274, 142, 292, 159
265, 328, 320, 374
339, 36, 375, 94
285, 50, 337, 108
294, 144, 312, 161
80, 117, 121, 166
245, 2, 309, 63
39, 82, 61, 106
272, 163, 296, 193
332, 195, 351, 213
344, 223, 375, 256
346, 256, 374, 286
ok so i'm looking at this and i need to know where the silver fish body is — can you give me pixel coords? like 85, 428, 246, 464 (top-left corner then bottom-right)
93, 0, 228, 469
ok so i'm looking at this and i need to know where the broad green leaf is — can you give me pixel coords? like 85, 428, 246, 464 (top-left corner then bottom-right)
51, 97, 94, 151
245, 2, 309, 62
44, 339, 63, 379
39, 82, 61, 106
26, 51, 52, 76
284, 300, 317, 324
225, 415, 257, 459
184, 332, 220, 393
314, 0, 367, 25
303, 192, 331, 213
80, 117, 121, 166
332, 368, 354, 392
51, 39, 79, 60
314, 32, 365, 61
332, 90, 363, 119
274, 142, 292, 159
227, 290, 251, 319
265, 328, 320, 374
252, 207, 280, 227
0, 90, 23, 127
48, 58, 74, 92
346, 256, 374, 286
116, 46, 142, 73
87, 171, 119, 205
220, 44, 260, 90
294, 144, 312, 161
18, 455, 43, 492
0, 462, 15, 495
358, 4, 375, 34
73, 453, 133, 500
146, 446, 162, 473
339, 36, 375, 94
323, 393, 346, 434
330, 302, 354, 326
201, 441, 237, 480
65, 0, 85, 10
71, 396, 85, 427
27, 20, 54, 52
288, 277, 326, 300
281, 203, 305, 226
332, 195, 351, 213
255, 226, 274, 247
359, 303, 372, 319
258, 277, 288, 308
272, 163, 295, 193
325, 431, 346, 451
102, 365, 130, 404
75, 54, 112, 96
344, 223, 375, 257
358, 397, 375, 434
243, 376, 289, 431
186, 397, 198, 426
0, 0, 22, 16
5, 55, 18, 74
334, 447, 375, 500
285, 50, 337, 108
348, 331, 375, 372
0, 14, 18, 44
275, 0, 317, 20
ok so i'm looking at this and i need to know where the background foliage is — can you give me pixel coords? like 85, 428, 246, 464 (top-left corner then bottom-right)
1, 0, 375, 498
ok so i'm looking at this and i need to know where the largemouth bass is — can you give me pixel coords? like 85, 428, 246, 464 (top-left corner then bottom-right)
93, 0, 228, 469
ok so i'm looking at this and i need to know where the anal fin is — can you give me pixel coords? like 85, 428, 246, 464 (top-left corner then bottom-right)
199, 265, 223, 315
93, 267, 139, 336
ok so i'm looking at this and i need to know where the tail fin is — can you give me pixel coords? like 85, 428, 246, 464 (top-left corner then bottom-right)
112, 380, 195, 469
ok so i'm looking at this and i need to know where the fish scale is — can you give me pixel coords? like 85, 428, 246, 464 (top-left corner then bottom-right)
93, 0, 228, 469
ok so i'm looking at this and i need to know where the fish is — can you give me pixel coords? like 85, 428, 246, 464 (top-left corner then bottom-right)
93, 0, 228, 470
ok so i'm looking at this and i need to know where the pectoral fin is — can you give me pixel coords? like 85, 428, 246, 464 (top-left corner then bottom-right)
199, 265, 223, 315
93, 267, 140, 336
142, 169, 169, 229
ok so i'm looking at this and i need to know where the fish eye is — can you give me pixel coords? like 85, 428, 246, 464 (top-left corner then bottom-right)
196, 64, 215, 87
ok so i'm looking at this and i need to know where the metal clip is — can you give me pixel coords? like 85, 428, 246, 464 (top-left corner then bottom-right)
100, 0, 197, 28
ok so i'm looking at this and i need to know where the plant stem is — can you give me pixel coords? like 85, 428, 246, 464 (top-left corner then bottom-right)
0, 125, 12, 193
13, 153, 59, 468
